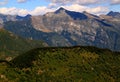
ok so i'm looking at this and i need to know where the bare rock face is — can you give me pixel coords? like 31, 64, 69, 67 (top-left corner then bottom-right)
2, 8, 120, 51
107, 11, 120, 18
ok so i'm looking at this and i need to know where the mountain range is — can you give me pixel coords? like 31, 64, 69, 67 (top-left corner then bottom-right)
0, 7, 120, 51
0, 8, 120, 81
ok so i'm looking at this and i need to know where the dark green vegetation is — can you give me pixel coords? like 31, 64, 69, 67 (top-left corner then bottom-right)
0, 46, 120, 82
0, 28, 47, 59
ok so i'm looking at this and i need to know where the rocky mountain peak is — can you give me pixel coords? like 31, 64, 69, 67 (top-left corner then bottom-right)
25, 14, 31, 18
55, 7, 66, 14
107, 11, 120, 18
16, 14, 31, 20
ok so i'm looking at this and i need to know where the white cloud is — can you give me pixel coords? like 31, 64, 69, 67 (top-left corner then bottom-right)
0, 7, 18, 15
47, 0, 99, 5
18, 9, 29, 16
73, 0, 98, 5
17, 0, 26, 3
48, 3, 57, 8
87, 7, 109, 15
0, 7, 29, 16
0, 6, 55, 16
110, 0, 120, 5
63, 4, 109, 15
63, 4, 87, 12
17, 0, 30, 3
30, 6, 54, 15
0, 5, 109, 16
0, 0, 8, 5
47, 0, 71, 5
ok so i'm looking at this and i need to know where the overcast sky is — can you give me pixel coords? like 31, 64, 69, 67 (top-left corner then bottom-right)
0, 0, 120, 16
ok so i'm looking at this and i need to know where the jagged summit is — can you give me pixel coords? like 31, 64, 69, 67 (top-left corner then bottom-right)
58, 7, 66, 11
107, 11, 119, 15
55, 7, 66, 14
54, 7, 88, 20
16, 14, 31, 20
25, 14, 32, 17
107, 11, 120, 18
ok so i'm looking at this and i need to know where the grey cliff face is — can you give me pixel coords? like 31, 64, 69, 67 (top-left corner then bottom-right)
2, 8, 120, 51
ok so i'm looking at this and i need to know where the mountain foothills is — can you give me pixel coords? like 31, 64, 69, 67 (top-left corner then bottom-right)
0, 28, 47, 60
0, 7, 120, 51
0, 46, 120, 82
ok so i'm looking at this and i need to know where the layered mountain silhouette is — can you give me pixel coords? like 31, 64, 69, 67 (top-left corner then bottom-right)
107, 11, 120, 18
0, 8, 120, 82
0, 28, 47, 59
1, 7, 120, 51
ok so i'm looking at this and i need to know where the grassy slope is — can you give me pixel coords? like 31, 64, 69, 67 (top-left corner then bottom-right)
0, 28, 47, 59
0, 46, 120, 82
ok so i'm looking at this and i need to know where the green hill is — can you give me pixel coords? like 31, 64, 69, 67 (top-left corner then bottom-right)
0, 46, 120, 82
0, 28, 47, 59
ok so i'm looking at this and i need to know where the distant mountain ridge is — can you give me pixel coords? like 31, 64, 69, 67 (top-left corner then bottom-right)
107, 11, 120, 18
1, 7, 120, 51
0, 28, 47, 59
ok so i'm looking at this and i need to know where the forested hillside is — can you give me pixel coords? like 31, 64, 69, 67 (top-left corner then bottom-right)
0, 28, 47, 59
0, 46, 120, 82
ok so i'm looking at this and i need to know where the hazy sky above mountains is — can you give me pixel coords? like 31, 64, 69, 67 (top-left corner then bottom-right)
0, 0, 120, 16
